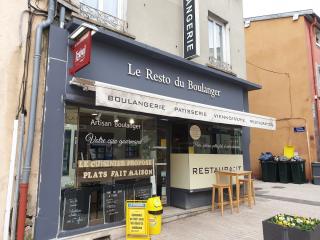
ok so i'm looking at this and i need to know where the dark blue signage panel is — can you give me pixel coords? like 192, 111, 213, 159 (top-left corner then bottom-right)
294, 127, 305, 133
68, 40, 245, 111
183, 0, 199, 59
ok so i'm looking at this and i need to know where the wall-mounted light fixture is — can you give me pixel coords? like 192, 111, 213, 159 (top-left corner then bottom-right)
69, 22, 98, 40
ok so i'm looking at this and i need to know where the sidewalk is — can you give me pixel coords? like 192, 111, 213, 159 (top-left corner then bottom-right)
150, 181, 320, 240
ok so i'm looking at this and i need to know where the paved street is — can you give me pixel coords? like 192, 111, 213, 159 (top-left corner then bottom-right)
151, 181, 320, 240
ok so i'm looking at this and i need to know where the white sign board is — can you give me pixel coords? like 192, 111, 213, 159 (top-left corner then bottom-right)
170, 154, 244, 190
95, 82, 276, 130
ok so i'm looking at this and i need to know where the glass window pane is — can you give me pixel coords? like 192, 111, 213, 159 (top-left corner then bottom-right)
190, 122, 242, 154
60, 106, 156, 231
103, 0, 118, 17
63, 130, 72, 176
81, 0, 98, 8
172, 120, 242, 154
61, 106, 78, 188
77, 109, 156, 162
208, 20, 214, 56
172, 122, 189, 153
214, 23, 223, 61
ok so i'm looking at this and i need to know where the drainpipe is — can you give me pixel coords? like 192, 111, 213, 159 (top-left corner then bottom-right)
59, 6, 65, 28
309, 17, 320, 140
305, 16, 320, 179
309, 16, 320, 166
16, 0, 55, 239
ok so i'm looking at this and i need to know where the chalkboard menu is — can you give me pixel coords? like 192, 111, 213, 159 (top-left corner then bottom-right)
62, 188, 90, 231
125, 185, 134, 201
134, 184, 152, 200
103, 186, 125, 223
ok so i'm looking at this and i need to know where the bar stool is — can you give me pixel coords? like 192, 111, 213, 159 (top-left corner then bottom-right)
212, 173, 233, 216
238, 178, 256, 205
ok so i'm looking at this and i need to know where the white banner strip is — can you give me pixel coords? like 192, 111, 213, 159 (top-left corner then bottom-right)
95, 81, 276, 130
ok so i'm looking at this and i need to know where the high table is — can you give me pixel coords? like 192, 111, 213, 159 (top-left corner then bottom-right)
215, 170, 252, 212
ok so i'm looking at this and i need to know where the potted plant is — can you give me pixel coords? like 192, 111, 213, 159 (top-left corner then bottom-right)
262, 214, 320, 240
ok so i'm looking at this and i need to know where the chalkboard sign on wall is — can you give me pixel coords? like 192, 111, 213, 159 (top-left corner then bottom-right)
62, 188, 90, 231
103, 185, 125, 223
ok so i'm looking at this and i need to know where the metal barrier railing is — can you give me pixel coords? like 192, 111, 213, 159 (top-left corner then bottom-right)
79, 2, 128, 33
209, 55, 232, 73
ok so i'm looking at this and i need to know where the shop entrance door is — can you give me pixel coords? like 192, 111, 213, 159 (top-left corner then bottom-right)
156, 120, 170, 206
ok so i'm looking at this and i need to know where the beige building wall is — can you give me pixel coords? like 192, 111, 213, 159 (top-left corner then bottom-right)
245, 16, 316, 179
0, 0, 29, 238
127, 0, 247, 78
0, 0, 48, 238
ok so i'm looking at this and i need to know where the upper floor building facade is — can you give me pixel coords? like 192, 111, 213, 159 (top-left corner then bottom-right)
245, 10, 320, 180
71, 0, 247, 77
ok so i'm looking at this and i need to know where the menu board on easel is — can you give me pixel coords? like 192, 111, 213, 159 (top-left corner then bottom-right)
62, 188, 90, 230
103, 186, 125, 223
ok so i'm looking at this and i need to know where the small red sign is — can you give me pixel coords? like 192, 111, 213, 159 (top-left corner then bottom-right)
69, 30, 92, 75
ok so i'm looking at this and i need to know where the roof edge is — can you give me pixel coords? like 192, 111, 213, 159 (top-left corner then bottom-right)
245, 9, 319, 22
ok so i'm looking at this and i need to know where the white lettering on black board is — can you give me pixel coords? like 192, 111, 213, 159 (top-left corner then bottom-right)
183, 0, 200, 59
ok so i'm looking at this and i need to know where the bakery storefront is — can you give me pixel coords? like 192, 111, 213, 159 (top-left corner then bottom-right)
34, 22, 275, 239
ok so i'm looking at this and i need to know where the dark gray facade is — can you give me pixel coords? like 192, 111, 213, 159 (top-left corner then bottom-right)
35, 21, 258, 239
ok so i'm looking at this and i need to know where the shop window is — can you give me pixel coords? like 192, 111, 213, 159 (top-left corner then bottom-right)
208, 12, 231, 72
61, 106, 78, 184
172, 123, 189, 153
172, 121, 242, 154
60, 106, 155, 232
192, 123, 242, 154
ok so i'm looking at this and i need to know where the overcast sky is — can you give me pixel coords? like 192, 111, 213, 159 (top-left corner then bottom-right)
243, 0, 320, 18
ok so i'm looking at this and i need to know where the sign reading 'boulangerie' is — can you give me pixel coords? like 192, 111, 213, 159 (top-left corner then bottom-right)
183, 0, 200, 59
95, 82, 276, 130
77, 159, 154, 182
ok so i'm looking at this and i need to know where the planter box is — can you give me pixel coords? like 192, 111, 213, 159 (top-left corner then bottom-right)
263, 219, 320, 240
288, 224, 320, 240
262, 220, 289, 240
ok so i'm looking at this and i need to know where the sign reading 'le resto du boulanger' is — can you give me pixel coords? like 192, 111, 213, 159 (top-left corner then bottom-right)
95, 81, 276, 130
183, 0, 200, 59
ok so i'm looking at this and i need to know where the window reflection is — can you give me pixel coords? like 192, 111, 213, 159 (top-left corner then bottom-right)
172, 121, 242, 154
60, 106, 155, 231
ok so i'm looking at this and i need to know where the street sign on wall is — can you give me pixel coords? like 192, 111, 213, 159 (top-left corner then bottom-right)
293, 127, 305, 133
